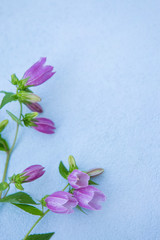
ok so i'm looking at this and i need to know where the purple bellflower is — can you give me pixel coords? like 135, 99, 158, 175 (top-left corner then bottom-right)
24, 57, 55, 86
74, 186, 106, 210
45, 191, 78, 214
32, 117, 55, 134
68, 169, 90, 189
25, 102, 43, 113
21, 165, 45, 182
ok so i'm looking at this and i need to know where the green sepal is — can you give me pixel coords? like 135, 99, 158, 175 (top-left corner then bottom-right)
0, 136, 9, 152
11, 74, 19, 85
12, 203, 43, 216
68, 155, 78, 172
40, 195, 49, 207
0, 91, 17, 109
15, 183, 24, 190
88, 179, 99, 185
59, 161, 69, 179
76, 205, 87, 215
0, 192, 37, 204
6, 110, 23, 126
25, 232, 55, 240
17, 78, 30, 90
0, 182, 9, 191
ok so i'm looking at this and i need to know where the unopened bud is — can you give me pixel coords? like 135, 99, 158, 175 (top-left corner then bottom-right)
87, 168, 104, 177
0, 120, 9, 132
68, 155, 78, 172
11, 74, 19, 85
17, 91, 41, 103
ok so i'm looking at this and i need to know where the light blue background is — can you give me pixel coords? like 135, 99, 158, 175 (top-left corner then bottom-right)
0, 0, 160, 239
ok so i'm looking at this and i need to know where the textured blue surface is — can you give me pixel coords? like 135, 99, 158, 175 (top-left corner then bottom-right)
0, 0, 160, 239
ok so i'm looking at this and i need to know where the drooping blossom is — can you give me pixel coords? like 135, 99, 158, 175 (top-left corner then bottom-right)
25, 102, 43, 113
32, 117, 55, 134
21, 165, 45, 182
68, 169, 90, 189
74, 186, 106, 210
23, 57, 55, 86
45, 191, 78, 214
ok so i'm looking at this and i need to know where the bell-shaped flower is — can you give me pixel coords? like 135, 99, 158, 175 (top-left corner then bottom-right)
32, 117, 55, 134
74, 186, 106, 210
45, 191, 78, 214
23, 57, 55, 86
25, 102, 43, 113
21, 165, 45, 182
68, 169, 90, 189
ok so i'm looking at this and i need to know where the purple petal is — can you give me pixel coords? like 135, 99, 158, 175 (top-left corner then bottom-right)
25, 102, 43, 113
32, 118, 56, 134
24, 58, 46, 80
22, 165, 45, 182
68, 169, 90, 189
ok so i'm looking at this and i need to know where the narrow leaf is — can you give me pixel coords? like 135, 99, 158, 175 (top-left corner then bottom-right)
0, 192, 37, 204
59, 161, 69, 179
0, 91, 17, 109
88, 180, 99, 185
25, 232, 55, 240
76, 205, 87, 215
12, 203, 43, 216
6, 110, 23, 126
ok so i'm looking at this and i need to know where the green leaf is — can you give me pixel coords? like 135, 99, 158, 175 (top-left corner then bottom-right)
76, 205, 87, 215
59, 161, 69, 179
6, 110, 23, 126
25, 233, 55, 240
88, 180, 99, 185
0, 137, 9, 151
0, 91, 17, 109
12, 203, 43, 216
0, 192, 37, 204
0, 182, 9, 191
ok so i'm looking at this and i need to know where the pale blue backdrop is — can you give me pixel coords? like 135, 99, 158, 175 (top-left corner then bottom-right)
0, 0, 160, 240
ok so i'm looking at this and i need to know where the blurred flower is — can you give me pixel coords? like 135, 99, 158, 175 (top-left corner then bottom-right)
45, 191, 78, 214
25, 102, 43, 113
21, 165, 45, 182
24, 57, 55, 86
68, 169, 90, 189
74, 186, 106, 210
87, 168, 104, 177
32, 117, 55, 134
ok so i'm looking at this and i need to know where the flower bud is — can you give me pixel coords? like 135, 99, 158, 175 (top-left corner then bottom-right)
0, 120, 9, 132
68, 155, 77, 172
11, 74, 19, 85
21, 165, 45, 182
25, 102, 43, 113
87, 168, 104, 177
17, 91, 41, 103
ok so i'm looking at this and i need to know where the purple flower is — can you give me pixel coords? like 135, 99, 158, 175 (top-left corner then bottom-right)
32, 117, 55, 134
45, 191, 78, 214
25, 102, 43, 113
68, 169, 90, 189
24, 57, 55, 86
22, 165, 45, 182
74, 186, 106, 210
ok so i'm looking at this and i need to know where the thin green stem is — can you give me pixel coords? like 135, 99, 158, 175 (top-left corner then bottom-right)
3, 183, 10, 198
2, 102, 22, 183
23, 209, 50, 240
23, 183, 69, 239
62, 183, 69, 191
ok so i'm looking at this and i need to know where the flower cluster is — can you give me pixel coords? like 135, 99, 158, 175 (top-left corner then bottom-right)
0, 58, 106, 240
44, 156, 106, 214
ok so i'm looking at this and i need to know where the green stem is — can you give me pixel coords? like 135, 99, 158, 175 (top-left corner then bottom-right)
2, 102, 22, 183
23, 184, 69, 239
23, 209, 50, 240
3, 183, 10, 198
